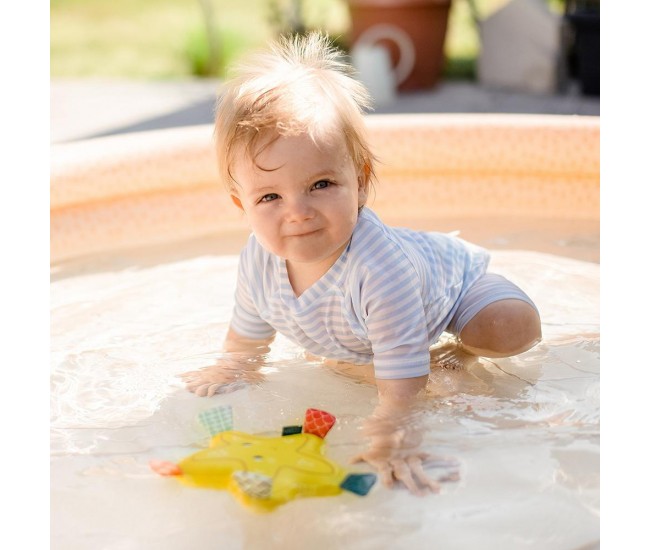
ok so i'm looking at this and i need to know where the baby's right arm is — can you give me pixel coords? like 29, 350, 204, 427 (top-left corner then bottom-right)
181, 327, 275, 397
221, 327, 275, 353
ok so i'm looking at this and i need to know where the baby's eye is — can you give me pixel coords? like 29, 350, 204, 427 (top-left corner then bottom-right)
260, 193, 280, 203
312, 180, 331, 190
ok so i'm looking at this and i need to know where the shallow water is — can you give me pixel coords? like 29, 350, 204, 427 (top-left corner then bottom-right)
51, 249, 599, 550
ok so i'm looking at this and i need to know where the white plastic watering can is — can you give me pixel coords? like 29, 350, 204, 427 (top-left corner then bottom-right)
351, 24, 416, 106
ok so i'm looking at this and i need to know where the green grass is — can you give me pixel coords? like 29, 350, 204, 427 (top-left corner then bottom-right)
51, 0, 351, 78
51, 0, 565, 80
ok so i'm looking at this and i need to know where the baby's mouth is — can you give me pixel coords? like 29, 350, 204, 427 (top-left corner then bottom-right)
287, 228, 321, 238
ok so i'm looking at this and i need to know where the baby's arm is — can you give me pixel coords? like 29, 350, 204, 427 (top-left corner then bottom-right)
181, 327, 275, 397
352, 375, 459, 495
222, 327, 275, 353
376, 375, 428, 405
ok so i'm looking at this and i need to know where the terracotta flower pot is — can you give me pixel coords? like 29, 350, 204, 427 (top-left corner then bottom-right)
347, 0, 453, 91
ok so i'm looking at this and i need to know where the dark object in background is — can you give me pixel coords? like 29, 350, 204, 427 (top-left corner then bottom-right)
565, 0, 600, 96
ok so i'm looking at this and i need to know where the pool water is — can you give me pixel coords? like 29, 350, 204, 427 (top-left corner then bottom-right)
51, 232, 599, 549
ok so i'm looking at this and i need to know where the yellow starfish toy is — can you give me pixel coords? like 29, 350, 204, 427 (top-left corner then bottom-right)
150, 406, 376, 512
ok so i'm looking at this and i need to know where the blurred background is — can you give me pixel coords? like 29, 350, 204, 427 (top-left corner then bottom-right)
50, 0, 600, 143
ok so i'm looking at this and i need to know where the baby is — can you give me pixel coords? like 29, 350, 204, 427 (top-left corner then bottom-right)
183, 32, 541, 494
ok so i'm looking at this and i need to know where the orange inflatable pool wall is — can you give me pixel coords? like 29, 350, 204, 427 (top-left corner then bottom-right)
50, 114, 599, 264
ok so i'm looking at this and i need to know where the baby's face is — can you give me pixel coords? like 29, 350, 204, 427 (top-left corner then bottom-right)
231, 133, 367, 275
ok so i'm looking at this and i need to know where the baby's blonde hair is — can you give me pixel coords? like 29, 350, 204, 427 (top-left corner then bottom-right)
214, 32, 377, 193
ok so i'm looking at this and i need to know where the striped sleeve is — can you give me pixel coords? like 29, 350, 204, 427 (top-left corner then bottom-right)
361, 253, 432, 380
229, 244, 276, 340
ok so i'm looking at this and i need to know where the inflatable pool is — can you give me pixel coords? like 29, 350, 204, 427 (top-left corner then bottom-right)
51, 114, 599, 549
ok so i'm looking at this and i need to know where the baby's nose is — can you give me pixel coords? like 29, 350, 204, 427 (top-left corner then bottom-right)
285, 197, 314, 221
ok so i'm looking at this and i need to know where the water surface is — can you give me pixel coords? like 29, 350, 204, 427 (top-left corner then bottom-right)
51, 247, 599, 549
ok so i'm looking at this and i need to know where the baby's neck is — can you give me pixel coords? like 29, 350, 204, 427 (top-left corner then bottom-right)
285, 239, 350, 297
285, 261, 326, 298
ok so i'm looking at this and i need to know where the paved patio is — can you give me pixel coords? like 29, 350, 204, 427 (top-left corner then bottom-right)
50, 77, 599, 144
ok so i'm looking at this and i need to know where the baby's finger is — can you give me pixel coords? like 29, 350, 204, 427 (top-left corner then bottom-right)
420, 454, 460, 469
390, 460, 423, 496
184, 375, 211, 388
377, 462, 395, 489
184, 378, 205, 389
194, 383, 210, 397
205, 383, 218, 397
192, 381, 225, 397
407, 456, 441, 493
184, 384, 196, 393
437, 471, 461, 483
181, 377, 198, 389
350, 454, 394, 488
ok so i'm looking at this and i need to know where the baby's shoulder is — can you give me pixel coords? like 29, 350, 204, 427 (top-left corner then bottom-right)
238, 233, 277, 271
349, 212, 417, 273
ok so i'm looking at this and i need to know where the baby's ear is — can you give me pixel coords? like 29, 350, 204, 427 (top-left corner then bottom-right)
230, 194, 244, 210
357, 165, 370, 205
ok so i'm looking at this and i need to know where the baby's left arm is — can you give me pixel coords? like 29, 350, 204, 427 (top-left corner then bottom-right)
375, 375, 428, 405
352, 375, 459, 495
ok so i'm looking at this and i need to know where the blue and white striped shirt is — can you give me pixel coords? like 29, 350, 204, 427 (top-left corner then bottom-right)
230, 208, 489, 379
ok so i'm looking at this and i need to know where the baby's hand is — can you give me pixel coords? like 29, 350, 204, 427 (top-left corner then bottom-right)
352, 407, 460, 495
351, 444, 459, 496
180, 357, 265, 397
